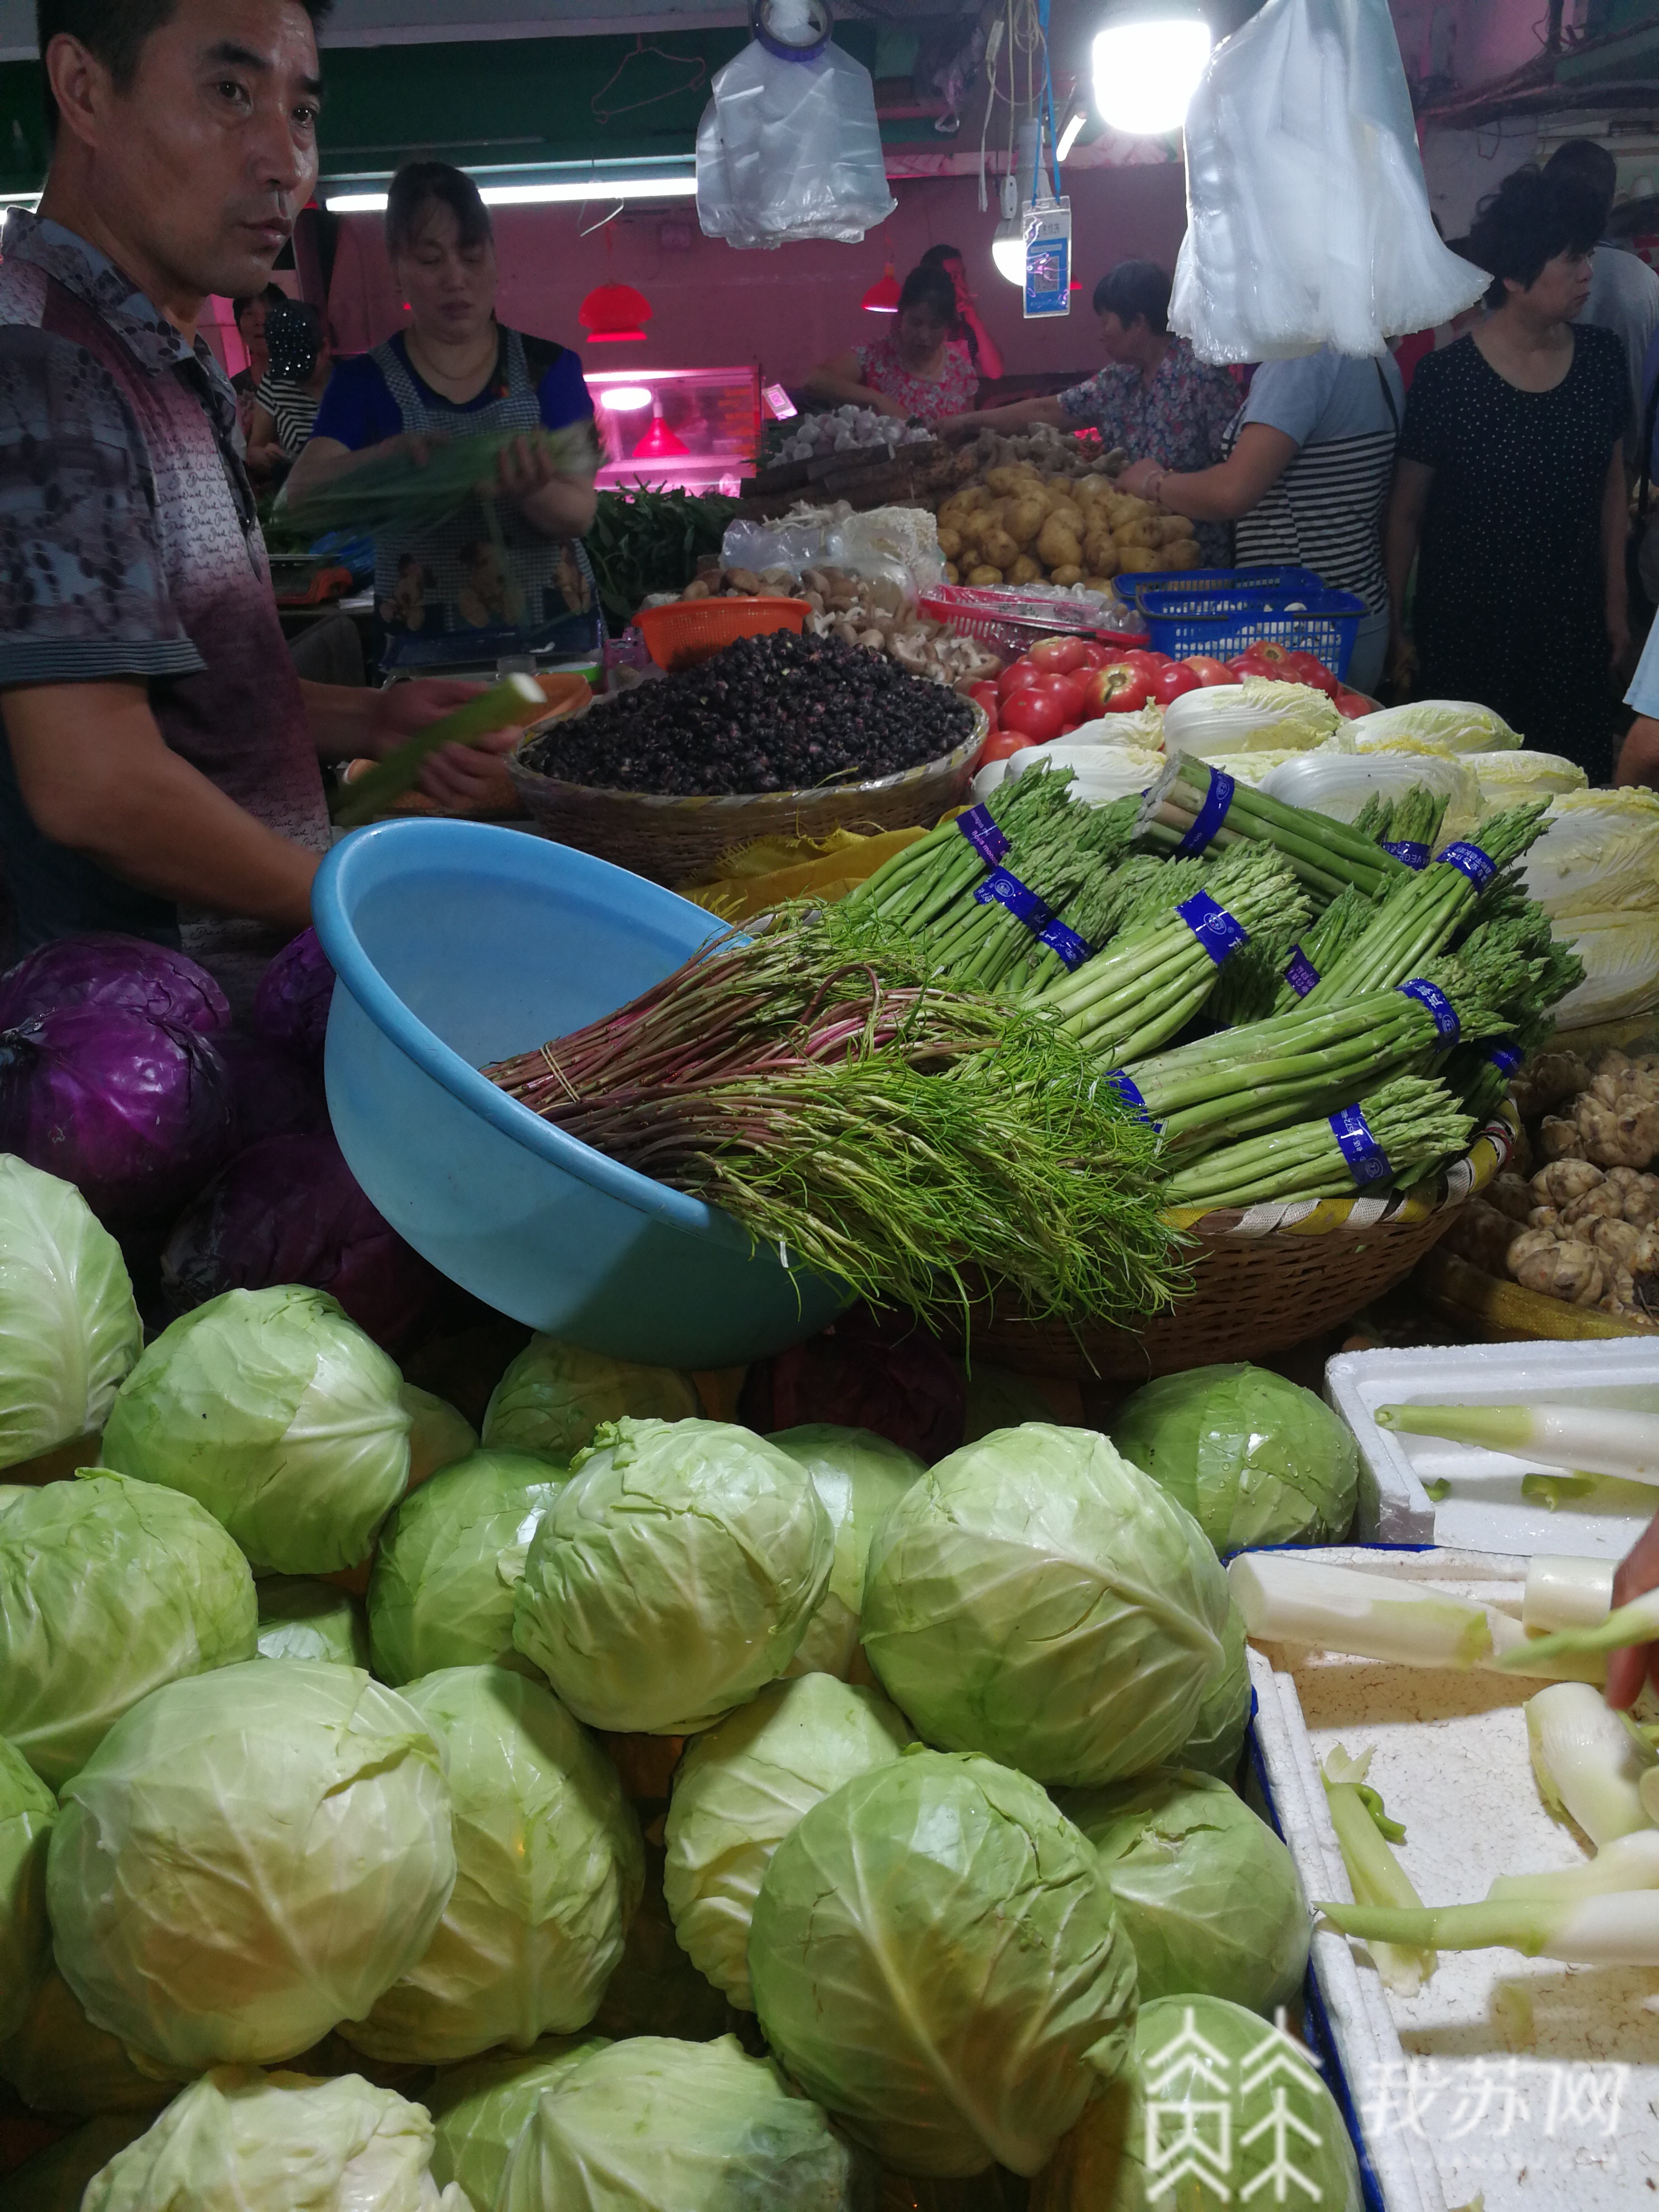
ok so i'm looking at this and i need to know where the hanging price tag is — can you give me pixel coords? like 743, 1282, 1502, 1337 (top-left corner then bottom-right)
1023, 197, 1072, 319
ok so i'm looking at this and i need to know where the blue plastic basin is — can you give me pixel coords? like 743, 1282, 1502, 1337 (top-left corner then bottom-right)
312, 819, 850, 1367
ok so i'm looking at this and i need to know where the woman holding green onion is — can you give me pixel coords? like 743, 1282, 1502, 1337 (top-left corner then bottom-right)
287, 161, 600, 675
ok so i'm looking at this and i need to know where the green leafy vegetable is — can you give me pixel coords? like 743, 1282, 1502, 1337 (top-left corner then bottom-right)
482, 1334, 698, 1462
0, 1471, 256, 1788
750, 1749, 1137, 2177
511, 1417, 833, 1734
584, 487, 737, 629
0, 1734, 54, 2040
48, 1660, 457, 2072
1060, 1767, 1309, 2012
100, 1287, 413, 1574
254, 1578, 369, 1667
429, 2036, 611, 2211
1109, 1362, 1360, 1553
663, 1673, 912, 2007
341, 1665, 643, 2067
861, 1424, 1230, 1786
368, 1449, 569, 1684
0, 1154, 141, 1471
769, 1424, 925, 1678
1177, 1598, 1252, 1778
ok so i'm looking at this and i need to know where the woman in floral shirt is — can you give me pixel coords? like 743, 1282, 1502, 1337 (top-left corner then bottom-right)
941, 261, 1240, 564
804, 265, 980, 426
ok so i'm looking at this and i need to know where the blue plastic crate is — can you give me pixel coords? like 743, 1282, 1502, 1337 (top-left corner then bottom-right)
1115, 564, 1326, 610
1141, 585, 1366, 680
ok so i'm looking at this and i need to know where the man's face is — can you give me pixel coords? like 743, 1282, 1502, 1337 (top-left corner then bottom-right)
64, 0, 322, 299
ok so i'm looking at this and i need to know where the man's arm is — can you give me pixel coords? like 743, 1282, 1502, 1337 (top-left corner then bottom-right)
1117, 423, 1298, 523
802, 350, 904, 417
4, 682, 317, 930
1615, 715, 1659, 786
1603, 443, 1631, 667
1384, 457, 1434, 682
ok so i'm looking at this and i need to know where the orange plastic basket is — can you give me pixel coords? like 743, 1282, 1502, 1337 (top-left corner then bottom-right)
635, 596, 810, 673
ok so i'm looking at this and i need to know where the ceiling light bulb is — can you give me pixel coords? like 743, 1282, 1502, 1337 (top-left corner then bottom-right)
1092, 7, 1212, 137
598, 386, 653, 411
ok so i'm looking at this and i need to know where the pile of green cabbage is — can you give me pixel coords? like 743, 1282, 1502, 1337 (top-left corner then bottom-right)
0, 1194, 1339, 2210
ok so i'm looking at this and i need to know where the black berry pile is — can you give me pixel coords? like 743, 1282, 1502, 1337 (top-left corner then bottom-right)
522, 632, 977, 797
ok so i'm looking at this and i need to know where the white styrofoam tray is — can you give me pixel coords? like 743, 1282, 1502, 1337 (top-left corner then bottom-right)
1326, 1339, 1659, 1558
1249, 1544, 1659, 2212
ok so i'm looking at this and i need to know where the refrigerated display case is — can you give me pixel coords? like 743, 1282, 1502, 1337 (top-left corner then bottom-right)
588, 365, 760, 494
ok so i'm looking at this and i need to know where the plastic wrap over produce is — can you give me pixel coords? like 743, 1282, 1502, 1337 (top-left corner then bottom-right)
696, 10, 895, 249
1171, 0, 1487, 361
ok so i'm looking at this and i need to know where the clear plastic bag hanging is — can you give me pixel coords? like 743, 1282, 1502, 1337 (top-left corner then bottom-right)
696, 3, 896, 250
1170, 0, 1488, 362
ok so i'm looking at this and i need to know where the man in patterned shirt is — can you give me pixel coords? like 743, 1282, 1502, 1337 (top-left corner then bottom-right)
0, 1, 522, 1001
938, 260, 1241, 565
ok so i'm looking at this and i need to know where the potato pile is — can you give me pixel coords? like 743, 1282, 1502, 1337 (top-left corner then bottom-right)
934, 465, 1202, 591
1443, 1044, 1659, 1323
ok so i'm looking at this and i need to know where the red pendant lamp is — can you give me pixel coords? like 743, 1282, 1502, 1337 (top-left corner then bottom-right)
633, 399, 687, 459
861, 258, 901, 313
579, 280, 653, 342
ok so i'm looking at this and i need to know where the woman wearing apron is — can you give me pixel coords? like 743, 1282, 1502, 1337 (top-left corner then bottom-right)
288, 161, 600, 676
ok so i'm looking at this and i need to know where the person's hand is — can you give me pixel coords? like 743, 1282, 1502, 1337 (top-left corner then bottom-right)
937, 414, 977, 443
367, 679, 523, 809
492, 433, 580, 507
1386, 631, 1418, 688
1117, 459, 1163, 501
1606, 1507, 1659, 1707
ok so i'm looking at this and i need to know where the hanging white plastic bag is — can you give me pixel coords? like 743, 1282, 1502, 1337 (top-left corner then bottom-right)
1170, 0, 1487, 362
697, 2, 895, 250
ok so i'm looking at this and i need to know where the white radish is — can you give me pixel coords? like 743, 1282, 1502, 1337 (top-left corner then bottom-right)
1523, 1554, 1615, 1634
1318, 1889, 1659, 1966
1375, 1400, 1659, 1483
1487, 1825, 1659, 1904
1525, 1681, 1655, 1846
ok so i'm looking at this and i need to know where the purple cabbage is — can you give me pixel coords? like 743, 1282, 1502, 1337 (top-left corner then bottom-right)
0, 1006, 236, 1229
159, 1130, 442, 1351
253, 928, 335, 1061
0, 932, 230, 1035
215, 1027, 328, 1149
739, 1304, 967, 1464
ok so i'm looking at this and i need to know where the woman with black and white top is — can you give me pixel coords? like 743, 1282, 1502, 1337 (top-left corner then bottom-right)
1117, 346, 1405, 694
247, 298, 331, 487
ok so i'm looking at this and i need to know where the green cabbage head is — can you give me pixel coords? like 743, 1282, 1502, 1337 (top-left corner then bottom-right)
1058, 1768, 1308, 2013
369, 1450, 569, 1685
512, 1418, 833, 1734
1108, 1363, 1358, 1554
48, 1660, 457, 2073
428, 2035, 610, 2211
499, 2035, 871, 2212
401, 1385, 478, 1487
483, 1334, 698, 1461
255, 1578, 369, 1667
861, 1424, 1230, 1787
1031, 1995, 1362, 2212
100, 1287, 413, 1574
341, 1665, 644, 2066
0, 1471, 256, 1788
0, 1155, 142, 1472
750, 1748, 1137, 2178
0, 1968, 182, 2116
1178, 1599, 1252, 1779
80, 2065, 471, 2211
663, 1672, 913, 2008
770, 1425, 925, 1680
0, 1734, 54, 2040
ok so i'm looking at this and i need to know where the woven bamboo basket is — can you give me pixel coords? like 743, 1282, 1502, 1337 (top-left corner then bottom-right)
943, 1113, 1518, 1381
505, 696, 987, 886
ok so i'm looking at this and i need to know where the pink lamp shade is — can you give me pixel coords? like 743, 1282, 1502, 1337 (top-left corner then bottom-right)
861, 259, 901, 313
579, 282, 653, 342
633, 402, 688, 459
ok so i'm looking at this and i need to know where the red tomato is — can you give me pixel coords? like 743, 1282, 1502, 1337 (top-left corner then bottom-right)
977, 729, 1027, 764
1151, 662, 1201, 706
1239, 638, 1293, 667
1182, 656, 1236, 687
1084, 662, 1156, 715
1001, 686, 1072, 745
1027, 634, 1091, 675
1284, 650, 1341, 698
1230, 650, 1285, 684
1334, 688, 1373, 719
1072, 641, 1114, 670
968, 681, 1001, 725
997, 658, 1044, 701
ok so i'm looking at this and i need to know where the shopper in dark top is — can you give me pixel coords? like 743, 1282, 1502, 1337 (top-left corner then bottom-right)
916, 242, 1004, 384
1385, 166, 1628, 778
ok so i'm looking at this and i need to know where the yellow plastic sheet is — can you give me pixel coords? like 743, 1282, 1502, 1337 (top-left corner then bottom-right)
677, 824, 929, 922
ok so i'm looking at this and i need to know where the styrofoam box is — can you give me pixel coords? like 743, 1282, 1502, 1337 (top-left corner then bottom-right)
1326, 1339, 1659, 1556
1250, 1545, 1659, 2212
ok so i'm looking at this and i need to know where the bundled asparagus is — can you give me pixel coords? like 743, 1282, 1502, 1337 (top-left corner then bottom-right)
1029, 842, 1311, 1067
1165, 1076, 1476, 1211
1138, 755, 1408, 901
1351, 783, 1451, 870
1269, 884, 1384, 1013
